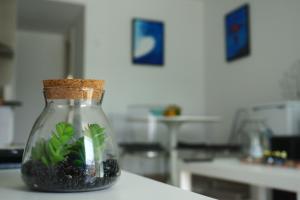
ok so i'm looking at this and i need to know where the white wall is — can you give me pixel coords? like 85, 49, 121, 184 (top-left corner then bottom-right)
204, 0, 300, 142
83, 0, 206, 116
55, 0, 207, 142
14, 30, 65, 144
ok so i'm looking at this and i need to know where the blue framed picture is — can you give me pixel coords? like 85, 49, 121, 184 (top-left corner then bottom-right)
132, 18, 164, 66
225, 4, 250, 62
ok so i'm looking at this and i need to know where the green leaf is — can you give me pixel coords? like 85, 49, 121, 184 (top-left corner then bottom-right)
41, 156, 49, 166
68, 137, 85, 167
30, 122, 74, 166
84, 124, 106, 162
30, 122, 106, 167
55, 122, 74, 144
88, 124, 106, 146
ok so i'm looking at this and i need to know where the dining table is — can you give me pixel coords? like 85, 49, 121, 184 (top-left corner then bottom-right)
128, 115, 221, 186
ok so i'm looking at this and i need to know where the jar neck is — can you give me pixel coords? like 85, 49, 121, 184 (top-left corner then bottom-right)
43, 90, 105, 106
45, 99, 102, 107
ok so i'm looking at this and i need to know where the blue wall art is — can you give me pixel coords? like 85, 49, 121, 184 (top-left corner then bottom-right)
225, 4, 250, 62
132, 18, 164, 66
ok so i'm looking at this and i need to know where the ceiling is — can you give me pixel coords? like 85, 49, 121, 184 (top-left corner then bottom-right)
17, 0, 84, 34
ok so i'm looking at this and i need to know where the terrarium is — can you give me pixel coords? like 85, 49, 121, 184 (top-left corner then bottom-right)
21, 79, 120, 192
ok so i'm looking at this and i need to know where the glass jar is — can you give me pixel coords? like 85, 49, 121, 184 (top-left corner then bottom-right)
241, 118, 272, 159
21, 79, 120, 192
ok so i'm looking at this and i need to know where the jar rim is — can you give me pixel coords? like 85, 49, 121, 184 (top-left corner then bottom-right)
43, 79, 105, 90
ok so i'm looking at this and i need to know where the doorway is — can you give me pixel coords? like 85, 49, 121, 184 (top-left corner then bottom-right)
14, 0, 85, 144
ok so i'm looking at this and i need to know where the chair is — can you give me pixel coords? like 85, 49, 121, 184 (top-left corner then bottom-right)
117, 105, 168, 179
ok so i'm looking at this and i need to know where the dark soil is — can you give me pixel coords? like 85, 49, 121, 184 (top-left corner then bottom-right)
21, 159, 120, 192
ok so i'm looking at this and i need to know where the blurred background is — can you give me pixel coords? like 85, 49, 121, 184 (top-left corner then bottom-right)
1, 0, 300, 199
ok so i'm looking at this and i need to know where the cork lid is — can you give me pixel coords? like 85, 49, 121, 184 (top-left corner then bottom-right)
43, 79, 105, 100
43, 79, 105, 90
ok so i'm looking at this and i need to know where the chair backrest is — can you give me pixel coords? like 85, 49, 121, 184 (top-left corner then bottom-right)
126, 104, 166, 143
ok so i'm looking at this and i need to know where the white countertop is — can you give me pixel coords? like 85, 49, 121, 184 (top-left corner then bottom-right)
0, 169, 214, 200
128, 115, 221, 123
180, 158, 300, 193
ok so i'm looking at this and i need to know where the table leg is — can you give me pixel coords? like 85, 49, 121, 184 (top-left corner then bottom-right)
167, 123, 181, 186
250, 186, 270, 200
170, 148, 178, 186
180, 171, 192, 191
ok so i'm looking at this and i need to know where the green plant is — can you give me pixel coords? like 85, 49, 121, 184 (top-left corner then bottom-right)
30, 122, 106, 167
85, 124, 106, 150
31, 122, 74, 166
68, 124, 106, 167
68, 137, 85, 166
84, 124, 106, 176
84, 124, 106, 160
31, 138, 49, 166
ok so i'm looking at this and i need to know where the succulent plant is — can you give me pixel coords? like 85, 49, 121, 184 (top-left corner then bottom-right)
30, 122, 106, 167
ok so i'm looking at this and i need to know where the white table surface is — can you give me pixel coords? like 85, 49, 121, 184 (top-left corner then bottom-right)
179, 158, 300, 199
0, 169, 214, 200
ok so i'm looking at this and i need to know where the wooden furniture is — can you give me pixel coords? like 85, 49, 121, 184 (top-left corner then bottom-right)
0, 169, 214, 200
179, 158, 300, 200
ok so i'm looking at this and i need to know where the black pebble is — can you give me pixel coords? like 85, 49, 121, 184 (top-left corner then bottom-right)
21, 159, 120, 192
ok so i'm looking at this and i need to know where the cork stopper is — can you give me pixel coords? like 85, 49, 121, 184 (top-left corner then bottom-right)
43, 79, 105, 100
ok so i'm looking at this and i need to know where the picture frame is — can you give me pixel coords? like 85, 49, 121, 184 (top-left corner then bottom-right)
131, 18, 164, 66
225, 4, 250, 62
